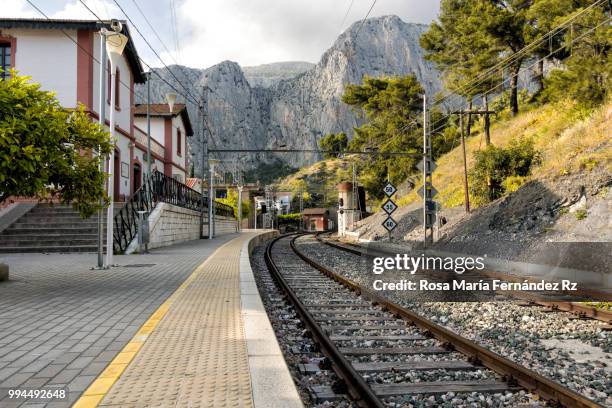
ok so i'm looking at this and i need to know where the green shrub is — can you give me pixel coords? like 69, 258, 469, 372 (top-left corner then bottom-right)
278, 213, 302, 221
501, 175, 528, 193
470, 138, 541, 204
575, 209, 587, 220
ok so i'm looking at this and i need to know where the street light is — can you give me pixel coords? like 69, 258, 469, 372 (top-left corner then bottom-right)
208, 159, 220, 239
104, 21, 128, 268
165, 92, 177, 113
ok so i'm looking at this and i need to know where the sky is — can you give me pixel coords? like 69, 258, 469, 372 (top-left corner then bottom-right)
3, 0, 440, 69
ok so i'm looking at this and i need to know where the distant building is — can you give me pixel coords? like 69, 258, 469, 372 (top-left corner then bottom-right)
0, 18, 192, 199
134, 103, 192, 183
303, 208, 330, 231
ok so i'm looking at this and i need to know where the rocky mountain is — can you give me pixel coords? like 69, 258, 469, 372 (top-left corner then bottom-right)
242, 62, 315, 88
137, 15, 442, 178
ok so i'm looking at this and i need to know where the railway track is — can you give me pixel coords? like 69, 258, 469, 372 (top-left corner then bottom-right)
265, 233, 603, 408
316, 233, 612, 324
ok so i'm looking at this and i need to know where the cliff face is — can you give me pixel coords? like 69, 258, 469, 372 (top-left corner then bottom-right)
137, 16, 442, 176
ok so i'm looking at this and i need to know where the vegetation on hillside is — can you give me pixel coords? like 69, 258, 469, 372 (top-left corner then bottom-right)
216, 189, 250, 220
0, 71, 112, 217
282, 1, 609, 212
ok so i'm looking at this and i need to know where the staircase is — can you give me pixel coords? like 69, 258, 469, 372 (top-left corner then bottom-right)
0, 204, 117, 253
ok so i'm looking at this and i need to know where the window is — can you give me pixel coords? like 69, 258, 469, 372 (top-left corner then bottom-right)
0, 43, 11, 80
115, 68, 120, 109
107, 63, 120, 110
176, 128, 182, 156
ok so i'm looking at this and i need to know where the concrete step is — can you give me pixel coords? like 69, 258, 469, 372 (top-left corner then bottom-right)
3, 239, 102, 247
0, 245, 98, 253
3, 227, 101, 235
10, 222, 102, 229
0, 233, 100, 242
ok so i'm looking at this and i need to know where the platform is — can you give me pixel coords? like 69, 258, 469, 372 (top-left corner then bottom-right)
0, 231, 302, 408
77, 230, 302, 408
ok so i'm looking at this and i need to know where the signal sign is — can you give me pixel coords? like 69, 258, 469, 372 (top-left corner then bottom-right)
382, 217, 397, 232
383, 182, 397, 197
382, 199, 398, 215
417, 185, 438, 199
417, 157, 437, 174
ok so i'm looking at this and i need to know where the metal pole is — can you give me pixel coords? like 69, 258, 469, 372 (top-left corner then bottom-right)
460, 111, 470, 213
237, 185, 243, 232
146, 72, 152, 176
422, 94, 427, 247
96, 31, 107, 269
105, 60, 117, 267
208, 162, 214, 239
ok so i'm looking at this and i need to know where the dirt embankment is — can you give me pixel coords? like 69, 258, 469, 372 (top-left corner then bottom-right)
351, 169, 612, 272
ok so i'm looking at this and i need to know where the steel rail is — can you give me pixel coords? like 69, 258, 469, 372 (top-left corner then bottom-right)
265, 234, 385, 408
317, 233, 612, 323
296, 233, 603, 408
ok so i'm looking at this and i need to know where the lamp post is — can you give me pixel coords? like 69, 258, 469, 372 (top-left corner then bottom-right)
104, 23, 128, 268
208, 159, 219, 239
96, 28, 108, 269
145, 71, 152, 177
165, 92, 177, 113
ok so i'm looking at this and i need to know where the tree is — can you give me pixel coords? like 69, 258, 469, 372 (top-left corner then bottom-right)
342, 75, 426, 199
422, 0, 536, 116
420, 0, 501, 105
217, 189, 250, 220
0, 72, 112, 217
541, 6, 611, 107
319, 132, 348, 158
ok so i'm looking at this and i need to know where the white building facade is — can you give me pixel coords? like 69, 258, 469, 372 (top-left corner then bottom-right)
0, 18, 192, 200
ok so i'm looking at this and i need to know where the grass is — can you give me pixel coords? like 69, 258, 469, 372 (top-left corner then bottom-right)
397, 99, 612, 209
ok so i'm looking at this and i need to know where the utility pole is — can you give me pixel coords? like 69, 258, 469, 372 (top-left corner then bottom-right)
199, 86, 212, 239
208, 159, 218, 239
237, 172, 243, 232
421, 94, 435, 246
483, 95, 491, 146
146, 71, 152, 177
299, 189, 303, 231
96, 28, 107, 269
459, 112, 470, 213
450, 107, 495, 213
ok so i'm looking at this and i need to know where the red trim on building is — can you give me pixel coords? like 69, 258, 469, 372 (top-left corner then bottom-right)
76, 29, 93, 108
164, 117, 172, 177
0, 32, 17, 78
129, 68, 134, 137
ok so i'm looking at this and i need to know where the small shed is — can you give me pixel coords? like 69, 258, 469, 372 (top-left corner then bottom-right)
303, 208, 329, 231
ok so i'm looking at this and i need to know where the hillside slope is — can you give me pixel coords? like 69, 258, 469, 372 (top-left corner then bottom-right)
351, 100, 611, 270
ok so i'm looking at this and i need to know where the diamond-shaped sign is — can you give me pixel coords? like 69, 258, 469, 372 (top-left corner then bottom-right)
417, 184, 438, 199
417, 157, 437, 174
382, 199, 398, 215
383, 182, 397, 197
425, 212, 437, 227
382, 217, 398, 232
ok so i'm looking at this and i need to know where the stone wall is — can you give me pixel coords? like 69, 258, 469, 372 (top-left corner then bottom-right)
126, 202, 237, 253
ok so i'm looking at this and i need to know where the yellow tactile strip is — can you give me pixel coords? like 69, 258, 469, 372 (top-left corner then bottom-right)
74, 233, 257, 408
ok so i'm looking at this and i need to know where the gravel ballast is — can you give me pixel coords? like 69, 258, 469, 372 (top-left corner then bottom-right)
295, 235, 612, 406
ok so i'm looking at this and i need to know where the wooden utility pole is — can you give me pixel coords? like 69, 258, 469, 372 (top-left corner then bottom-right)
459, 112, 470, 213
451, 107, 495, 213
483, 95, 491, 146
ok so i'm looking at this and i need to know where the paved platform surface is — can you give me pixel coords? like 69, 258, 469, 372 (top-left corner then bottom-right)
82, 230, 302, 408
94, 233, 256, 408
0, 234, 237, 407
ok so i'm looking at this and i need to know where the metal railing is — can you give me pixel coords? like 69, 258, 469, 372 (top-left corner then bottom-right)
113, 170, 235, 253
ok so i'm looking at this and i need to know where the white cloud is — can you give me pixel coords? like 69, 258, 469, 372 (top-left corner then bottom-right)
173, 0, 439, 68
0, 0, 38, 18
1, 0, 439, 69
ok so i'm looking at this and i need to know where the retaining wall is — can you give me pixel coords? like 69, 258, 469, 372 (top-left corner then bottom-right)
126, 202, 237, 253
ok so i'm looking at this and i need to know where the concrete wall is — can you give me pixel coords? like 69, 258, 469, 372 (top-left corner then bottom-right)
126, 202, 237, 253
